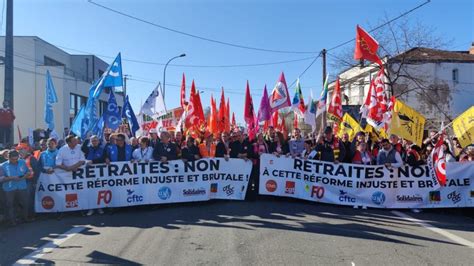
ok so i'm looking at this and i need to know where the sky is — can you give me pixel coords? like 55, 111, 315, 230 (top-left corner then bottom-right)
10, 0, 474, 124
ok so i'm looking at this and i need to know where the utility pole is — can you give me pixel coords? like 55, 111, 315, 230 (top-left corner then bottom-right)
123, 74, 129, 101
321, 49, 327, 87
3, 0, 14, 145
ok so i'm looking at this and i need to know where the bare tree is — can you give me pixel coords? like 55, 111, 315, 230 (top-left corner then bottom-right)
329, 16, 455, 121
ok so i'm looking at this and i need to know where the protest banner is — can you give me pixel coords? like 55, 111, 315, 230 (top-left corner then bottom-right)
259, 154, 474, 208
35, 158, 252, 213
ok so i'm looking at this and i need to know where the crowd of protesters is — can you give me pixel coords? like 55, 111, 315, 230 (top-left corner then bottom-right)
0, 123, 473, 227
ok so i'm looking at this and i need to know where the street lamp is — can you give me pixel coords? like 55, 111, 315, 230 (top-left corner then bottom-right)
162, 53, 186, 100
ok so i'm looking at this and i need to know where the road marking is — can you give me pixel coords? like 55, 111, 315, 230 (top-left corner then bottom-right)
351, 262, 355, 266
14, 226, 87, 265
391, 211, 474, 249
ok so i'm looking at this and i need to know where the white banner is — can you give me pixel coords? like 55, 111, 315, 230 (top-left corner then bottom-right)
35, 158, 252, 213
259, 154, 474, 209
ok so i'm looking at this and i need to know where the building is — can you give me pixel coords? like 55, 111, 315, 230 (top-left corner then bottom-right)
0, 36, 124, 144
328, 44, 474, 130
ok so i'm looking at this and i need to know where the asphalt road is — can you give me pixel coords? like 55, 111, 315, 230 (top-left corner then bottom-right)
1, 197, 473, 265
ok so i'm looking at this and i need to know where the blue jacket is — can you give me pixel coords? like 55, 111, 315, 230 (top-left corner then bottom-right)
106, 144, 133, 162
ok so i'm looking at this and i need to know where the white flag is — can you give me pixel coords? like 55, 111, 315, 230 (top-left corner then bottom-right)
303, 96, 316, 132
140, 82, 167, 120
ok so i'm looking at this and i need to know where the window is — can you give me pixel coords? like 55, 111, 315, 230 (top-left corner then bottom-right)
452, 69, 459, 83
44, 56, 64, 66
69, 94, 88, 126
98, 69, 104, 79
99, 100, 107, 116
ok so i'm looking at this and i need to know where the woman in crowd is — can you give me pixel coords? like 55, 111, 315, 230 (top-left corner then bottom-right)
302, 139, 318, 160
269, 132, 289, 157
352, 142, 372, 165
132, 137, 153, 162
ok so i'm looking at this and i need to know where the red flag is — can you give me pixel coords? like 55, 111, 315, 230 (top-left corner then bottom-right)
226, 98, 230, 133
244, 81, 257, 140
180, 73, 187, 108
429, 134, 446, 186
185, 80, 205, 130
231, 112, 236, 128
361, 68, 389, 129
271, 111, 279, 127
218, 88, 226, 134
280, 116, 288, 140
354, 25, 382, 66
209, 95, 218, 137
327, 77, 343, 122
270, 72, 291, 112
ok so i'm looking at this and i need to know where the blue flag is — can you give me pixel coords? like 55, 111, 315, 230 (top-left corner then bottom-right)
122, 96, 139, 137
44, 71, 58, 130
91, 53, 123, 99
104, 90, 121, 131
70, 105, 88, 138
91, 114, 105, 140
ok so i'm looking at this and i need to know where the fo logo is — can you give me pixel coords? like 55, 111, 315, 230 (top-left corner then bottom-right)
371, 191, 386, 205
158, 187, 172, 200
265, 180, 277, 192
42, 196, 55, 210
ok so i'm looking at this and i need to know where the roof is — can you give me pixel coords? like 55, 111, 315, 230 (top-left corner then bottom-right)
389, 47, 474, 63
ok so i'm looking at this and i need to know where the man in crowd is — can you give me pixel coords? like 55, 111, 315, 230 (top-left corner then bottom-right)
39, 138, 59, 174
340, 133, 353, 163
181, 136, 201, 162
56, 135, 86, 172
149, 129, 160, 148
199, 131, 216, 158
153, 131, 178, 162
82, 135, 106, 164
105, 133, 133, 163
1, 150, 31, 226
315, 126, 346, 163
389, 134, 404, 154
404, 140, 423, 166
377, 138, 403, 168
229, 129, 252, 160
18, 147, 39, 220
215, 132, 231, 159
288, 128, 305, 157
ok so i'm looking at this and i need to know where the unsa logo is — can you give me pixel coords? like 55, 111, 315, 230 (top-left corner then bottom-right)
371, 191, 386, 205
158, 187, 172, 200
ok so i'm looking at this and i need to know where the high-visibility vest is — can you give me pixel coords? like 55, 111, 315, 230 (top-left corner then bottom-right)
199, 142, 216, 158
25, 156, 34, 179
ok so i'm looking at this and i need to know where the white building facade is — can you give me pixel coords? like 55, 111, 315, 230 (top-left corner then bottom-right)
0, 36, 123, 144
328, 46, 474, 130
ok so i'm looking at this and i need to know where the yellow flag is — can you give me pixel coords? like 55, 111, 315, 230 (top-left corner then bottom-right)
338, 113, 362, 141
452, 106, 474, 147
365, 124, 388, 142
389, 99, 425, 146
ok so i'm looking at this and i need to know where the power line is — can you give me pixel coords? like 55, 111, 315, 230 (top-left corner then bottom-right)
87, 0, 318, 55
326, 0, 431, 52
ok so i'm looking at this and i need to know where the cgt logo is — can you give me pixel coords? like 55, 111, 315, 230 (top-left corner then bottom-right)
127, 189, 143, 203
285, 181, 295, 194
339, 190, 356, 203
158, 187, 172, 200
65, 193, 78, 208
311, 186, 325, 199
97, 190, 112, 205
42, 196, 55, 210
371, 191, 385, 205
266, 180, 277, 193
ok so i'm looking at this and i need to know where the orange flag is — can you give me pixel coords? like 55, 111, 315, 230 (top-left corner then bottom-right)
231, 112, 236, 129
218, 88, 226, 134
226, 98, 230, 133
210, 96, 218, 137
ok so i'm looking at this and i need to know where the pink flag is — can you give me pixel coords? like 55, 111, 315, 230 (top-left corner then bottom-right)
257, 85, 271, 122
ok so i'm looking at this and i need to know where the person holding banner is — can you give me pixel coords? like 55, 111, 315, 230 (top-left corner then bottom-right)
269, 132, 289, 157
315, 126, 346, 163
302, 139, 318, 160
404, 140, 423, 166
153, 131, 178, 162
340, 133, 353, 163
352, 142, 372, 165
81, 135, 106, 164
1, 150, 31, 226
181, 136, 201, 162
377, 139, 403, 168
132, 137, 154, 162
215, 132, 231, 159
199, 131, 216, 158
288, 128, 304, 157
105, 134, 133, 163
459, 145, 474, 162
56, 136, 85, 172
